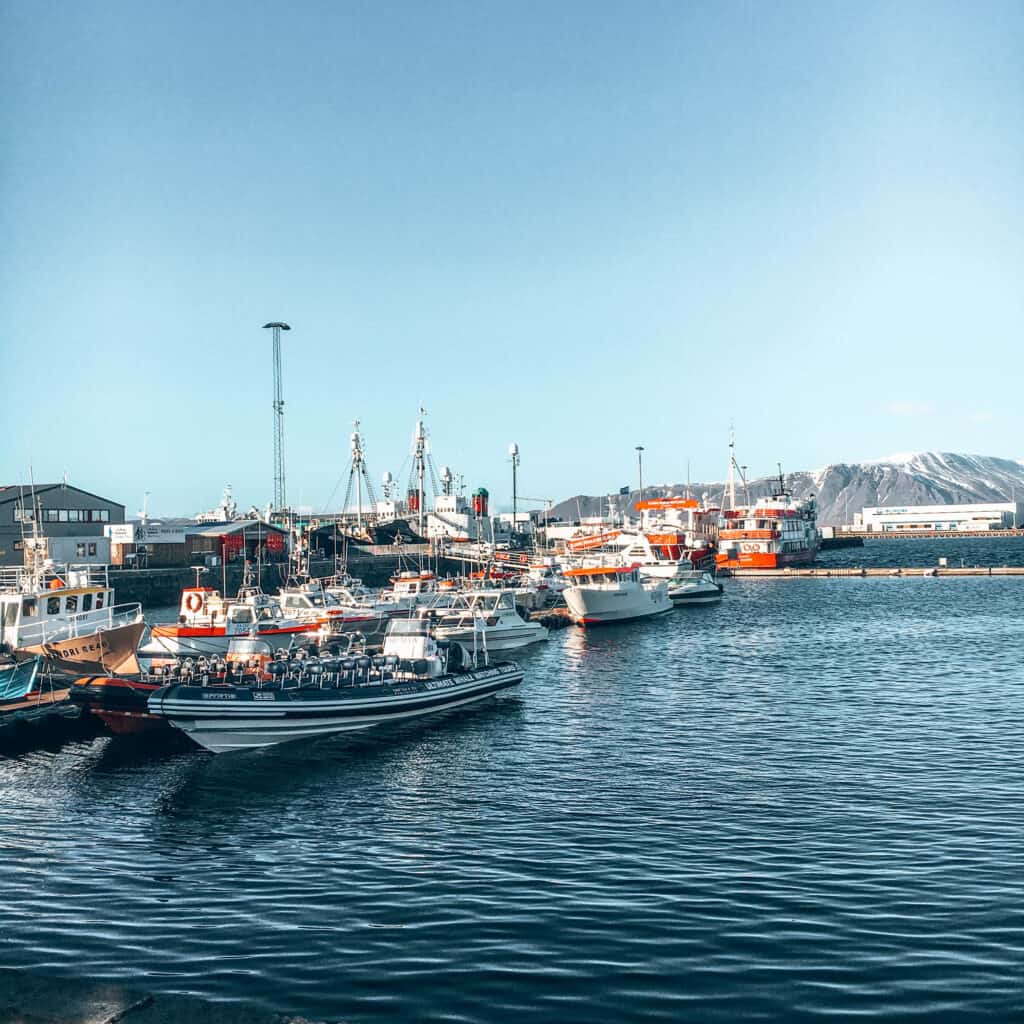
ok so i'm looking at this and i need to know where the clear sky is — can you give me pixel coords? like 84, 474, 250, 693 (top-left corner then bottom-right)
3, 0, 1022, 515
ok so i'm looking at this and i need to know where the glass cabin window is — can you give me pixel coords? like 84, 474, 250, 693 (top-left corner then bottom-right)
65, 595, 78, 613
3, 603, 18, 627
81, 594, 93, 612
95, 592, 105, 610
46, 596, 61, 615
22, 598, 37, 618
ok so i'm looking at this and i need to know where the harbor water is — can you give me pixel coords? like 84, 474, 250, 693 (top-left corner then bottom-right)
2, 540, 1023, 1021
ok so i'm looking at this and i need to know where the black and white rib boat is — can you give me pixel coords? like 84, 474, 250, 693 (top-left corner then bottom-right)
147, 618, 523, 754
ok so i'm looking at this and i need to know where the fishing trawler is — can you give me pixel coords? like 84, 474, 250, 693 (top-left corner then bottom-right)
147, 617, 524, 754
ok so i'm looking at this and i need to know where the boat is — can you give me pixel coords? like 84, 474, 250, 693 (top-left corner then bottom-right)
716, 475, 820, 570
0, 562, 144, 674
147, 617, 524, 754
0, 655, 41, 703
562, 562, 673, 625
72, 633, 367, 735
666, 571, 724, 605
140, 583, 327, 658
422, 591, 548, 651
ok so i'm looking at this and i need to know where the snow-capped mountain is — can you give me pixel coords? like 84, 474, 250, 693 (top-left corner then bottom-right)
552, 453, 1024, 526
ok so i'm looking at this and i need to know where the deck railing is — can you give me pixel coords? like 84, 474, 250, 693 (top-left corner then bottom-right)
15, 602, 143, 647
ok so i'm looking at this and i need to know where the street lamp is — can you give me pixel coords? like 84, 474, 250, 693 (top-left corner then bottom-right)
509, 442, 520, 538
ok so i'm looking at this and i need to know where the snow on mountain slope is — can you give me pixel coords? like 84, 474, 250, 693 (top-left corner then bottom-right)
551, 453, 1024, 526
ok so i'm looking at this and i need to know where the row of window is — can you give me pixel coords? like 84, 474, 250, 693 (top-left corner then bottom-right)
14, 508, 112, 523
20, 591, 107, 618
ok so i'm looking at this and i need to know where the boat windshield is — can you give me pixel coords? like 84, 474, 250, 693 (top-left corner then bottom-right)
387, 619, 431, 637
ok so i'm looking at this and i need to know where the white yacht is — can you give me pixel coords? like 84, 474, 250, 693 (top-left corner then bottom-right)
667, 571, 724, 605
562, 563, 672, 625
425, 591, 548, 651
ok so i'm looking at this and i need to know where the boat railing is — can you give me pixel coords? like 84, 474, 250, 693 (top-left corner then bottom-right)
0, 562, 112, 592
16, 601, 143, 646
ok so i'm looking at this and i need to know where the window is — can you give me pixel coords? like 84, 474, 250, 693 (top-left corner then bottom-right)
81, 594, 93, 612
65, 595, 78, 613
13, 507, 34, 523
22, 598, 36, 618
44, 510, 59, 523
100, 510, 110, 522
76, 543, 86, 557
4, 603, 19, 627
58, 510, 69, 522
68, 510, 81, 523
46, 596, 60, 615
95, 593, 105, 610
88, 543, 96, 556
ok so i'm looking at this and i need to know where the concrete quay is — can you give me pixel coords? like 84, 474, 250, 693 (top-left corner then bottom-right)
720, 566, 1024, 578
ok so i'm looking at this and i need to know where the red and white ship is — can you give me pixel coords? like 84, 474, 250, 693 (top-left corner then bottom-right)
716, 489, 820, 570
142, 585, 325, 657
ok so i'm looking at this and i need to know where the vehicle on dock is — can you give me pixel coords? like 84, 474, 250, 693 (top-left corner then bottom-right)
562, 562, 672, 625
147, 618, 523, 754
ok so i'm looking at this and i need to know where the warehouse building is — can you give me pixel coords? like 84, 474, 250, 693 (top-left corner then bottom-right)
0, 482, 125, 566
855, 501, 1024, 533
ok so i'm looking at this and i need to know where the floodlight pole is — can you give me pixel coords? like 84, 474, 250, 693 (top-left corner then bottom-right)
263, 322, 291, 512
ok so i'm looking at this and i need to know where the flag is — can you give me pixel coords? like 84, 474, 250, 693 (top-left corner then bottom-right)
619, 485, 630, 495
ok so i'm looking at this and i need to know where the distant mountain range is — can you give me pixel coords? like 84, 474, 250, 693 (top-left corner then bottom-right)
551, 452, 1024, 526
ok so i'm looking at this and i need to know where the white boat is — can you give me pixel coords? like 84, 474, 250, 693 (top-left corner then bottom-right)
0, 562, 144, 674
666, 571, 723, 605
425, 591, 548, 651
562, 563, 672, 625
278, 579, 391, 636
147, 618, 523, 754
140, 585, 325, 658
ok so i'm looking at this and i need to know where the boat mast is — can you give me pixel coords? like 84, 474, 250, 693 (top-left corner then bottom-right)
415, 412, 426, 536
352, 421, 364, 532
728, 428, 736, 511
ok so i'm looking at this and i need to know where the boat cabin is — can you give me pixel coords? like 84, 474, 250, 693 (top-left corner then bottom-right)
0, 566, 118, 649
563, 565, 641, 587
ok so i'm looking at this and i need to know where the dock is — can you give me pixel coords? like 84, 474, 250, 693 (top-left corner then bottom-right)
720, 566, 1024, 578
0, 688, 83, 747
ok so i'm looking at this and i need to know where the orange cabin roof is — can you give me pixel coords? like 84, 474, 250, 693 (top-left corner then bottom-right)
635, 497, 699, 511
564, 564, 638, 577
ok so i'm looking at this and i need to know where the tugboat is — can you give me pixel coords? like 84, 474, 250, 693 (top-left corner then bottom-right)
147, 618, 523, 754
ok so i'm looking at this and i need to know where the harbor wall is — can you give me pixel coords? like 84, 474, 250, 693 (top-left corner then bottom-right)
110, 549, 464, 608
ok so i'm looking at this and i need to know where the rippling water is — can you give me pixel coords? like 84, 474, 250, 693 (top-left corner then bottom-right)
2, 556, 1024, 1021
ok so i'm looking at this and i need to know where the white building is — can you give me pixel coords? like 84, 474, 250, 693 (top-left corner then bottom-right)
855, 501, 1024, 532
427, 495, 510, 544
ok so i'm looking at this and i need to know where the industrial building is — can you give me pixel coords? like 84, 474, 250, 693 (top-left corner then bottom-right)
0, 482, 125, 566
855, 501, 1024, 533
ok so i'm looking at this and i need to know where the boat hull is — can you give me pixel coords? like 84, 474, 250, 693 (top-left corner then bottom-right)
148, 663, 523, 754
70, 675, 167, 734
19, 620, 145, 675
433, 624, 549, 651
564, 585, 673, 626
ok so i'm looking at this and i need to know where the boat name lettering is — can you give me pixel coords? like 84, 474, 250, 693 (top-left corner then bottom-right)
202, 692, 236, 700
253, 692, 275, 701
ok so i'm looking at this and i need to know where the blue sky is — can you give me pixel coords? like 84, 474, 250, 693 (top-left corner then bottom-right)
2, 0, 1022, 514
